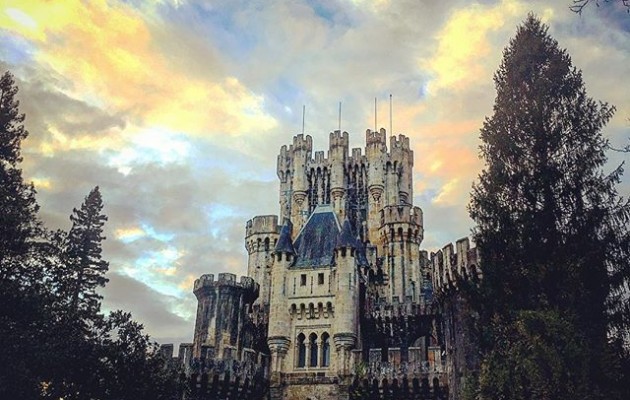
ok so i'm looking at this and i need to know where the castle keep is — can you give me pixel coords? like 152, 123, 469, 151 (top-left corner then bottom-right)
172, 128, 481, 400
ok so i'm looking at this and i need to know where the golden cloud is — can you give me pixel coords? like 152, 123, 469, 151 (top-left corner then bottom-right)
115, 226, 146, 242
1, 0, 276, 139
423, 0, 525, 94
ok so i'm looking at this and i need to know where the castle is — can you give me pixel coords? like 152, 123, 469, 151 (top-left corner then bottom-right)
163, 128, 481, 400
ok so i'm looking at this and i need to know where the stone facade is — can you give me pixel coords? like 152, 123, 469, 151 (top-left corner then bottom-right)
165, 128, 481, 400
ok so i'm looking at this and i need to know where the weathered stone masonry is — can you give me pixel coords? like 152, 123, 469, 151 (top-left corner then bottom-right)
163, 128, 481, 400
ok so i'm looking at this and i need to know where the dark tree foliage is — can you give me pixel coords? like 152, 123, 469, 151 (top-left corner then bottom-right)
65, 186, 109, 318
0, 71, 40, 279
468, 15, 630, 400
0, 71, 182, 400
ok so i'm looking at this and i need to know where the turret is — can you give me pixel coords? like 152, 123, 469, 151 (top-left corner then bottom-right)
267, 220, 294, 375
378, 204, 424, 303
245, 215, 280, 307
333, 219, 360, 376
328, 130, 348, 221
192, 273, 259, 360
366, 128, 387, 243
389, 134, 413, 205
289, 134, 312, 233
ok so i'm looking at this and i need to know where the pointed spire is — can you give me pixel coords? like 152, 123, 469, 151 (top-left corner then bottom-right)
275, 219, 295, 254
336, 219, 356, 250
355, 236, 369, 266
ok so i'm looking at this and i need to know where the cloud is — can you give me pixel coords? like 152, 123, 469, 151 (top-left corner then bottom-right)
1, 0, 628, 346
1, 0, 276, 139
423, 0, 526, 94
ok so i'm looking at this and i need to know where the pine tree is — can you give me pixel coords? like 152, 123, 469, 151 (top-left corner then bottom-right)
0, 71, 40, 280
65, 186, 109, 319
468, 14, 630, 399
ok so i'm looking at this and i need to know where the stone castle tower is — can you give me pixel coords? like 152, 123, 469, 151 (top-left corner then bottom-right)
244, 129, 436, 399
178, 128, 481, 400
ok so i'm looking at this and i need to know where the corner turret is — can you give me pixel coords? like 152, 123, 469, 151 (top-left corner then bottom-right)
192, 273, 259, 360
267, 220, 294, 377
245, 215, 280, 307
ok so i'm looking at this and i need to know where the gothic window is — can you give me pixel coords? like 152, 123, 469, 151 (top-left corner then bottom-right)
321, 332, 330, 367
309, 333, 318, 367
297, 333, 306, 368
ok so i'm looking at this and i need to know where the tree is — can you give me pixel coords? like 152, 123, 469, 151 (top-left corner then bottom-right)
570, 0, 630, 15
468, 14, 630, 399
0, 71, 40, 280
64, 186, 109, 319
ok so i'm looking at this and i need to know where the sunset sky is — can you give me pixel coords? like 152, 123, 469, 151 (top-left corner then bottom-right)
1, 0, 628, 347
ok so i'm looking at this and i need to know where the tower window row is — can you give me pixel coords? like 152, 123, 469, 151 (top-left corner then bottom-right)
296, 332, 330, 368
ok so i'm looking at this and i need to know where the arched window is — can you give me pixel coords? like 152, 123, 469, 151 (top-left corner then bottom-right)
309, 333, 318, 367
264, 237, 270, 251
297, 333, 306, 368
321, 332, 330, 367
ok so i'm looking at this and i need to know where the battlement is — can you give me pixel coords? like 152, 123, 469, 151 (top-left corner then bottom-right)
329, 130, 349, 149
366, 128, 388, 148
431, 238, 481, 295
246, 215, 279, 237
389, 134, 411, 151
291, 133, 312, 152
361, 347, 444, 378
313, 150, 326, 163
380, 205, 423, 226
193, 273, 260, 295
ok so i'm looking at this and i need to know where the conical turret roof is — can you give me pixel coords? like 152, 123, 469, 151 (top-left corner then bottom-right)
355, 236, 369, 266
274, 219, 295, 254
336, 219, 356, 249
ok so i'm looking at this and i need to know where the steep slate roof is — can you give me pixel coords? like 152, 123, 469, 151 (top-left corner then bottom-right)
274, 219, 295, 254
292, 205, 340, 268
336, 219, 356, 249
355, 236, 369, 266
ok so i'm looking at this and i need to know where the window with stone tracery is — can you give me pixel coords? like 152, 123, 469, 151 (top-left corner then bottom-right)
309, 333, 318, 367
297, 333, 306, 368
321, 332, 330, 367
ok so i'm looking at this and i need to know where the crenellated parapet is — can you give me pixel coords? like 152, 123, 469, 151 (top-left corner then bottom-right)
245, 216, 280, 255
380, 205, 423, 228
366, 128, 388, 149
431, 238, 481, 296
194, 273, 259, 301
379, 205, 424, 244
246, 215, 280, 241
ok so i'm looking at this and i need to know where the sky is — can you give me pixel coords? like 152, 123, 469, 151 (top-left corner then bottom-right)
1, 0, 628, 348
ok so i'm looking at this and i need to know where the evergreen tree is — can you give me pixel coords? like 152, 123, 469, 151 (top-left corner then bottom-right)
65, 186, 109, 319
468, 14, 630, 399
0, 71, 40, 280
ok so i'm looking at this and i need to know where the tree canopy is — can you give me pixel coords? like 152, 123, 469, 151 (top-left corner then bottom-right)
468, 14, 630, 400
570, 0, 630, 15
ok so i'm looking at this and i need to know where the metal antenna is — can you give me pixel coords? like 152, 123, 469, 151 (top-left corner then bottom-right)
302, 105, 305, 134
338, 101, 342, 131
374, 97, 377, 132
389, 94, 393, 136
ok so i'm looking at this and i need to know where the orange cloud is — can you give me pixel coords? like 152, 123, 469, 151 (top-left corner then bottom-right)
1, 0, 276, 138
